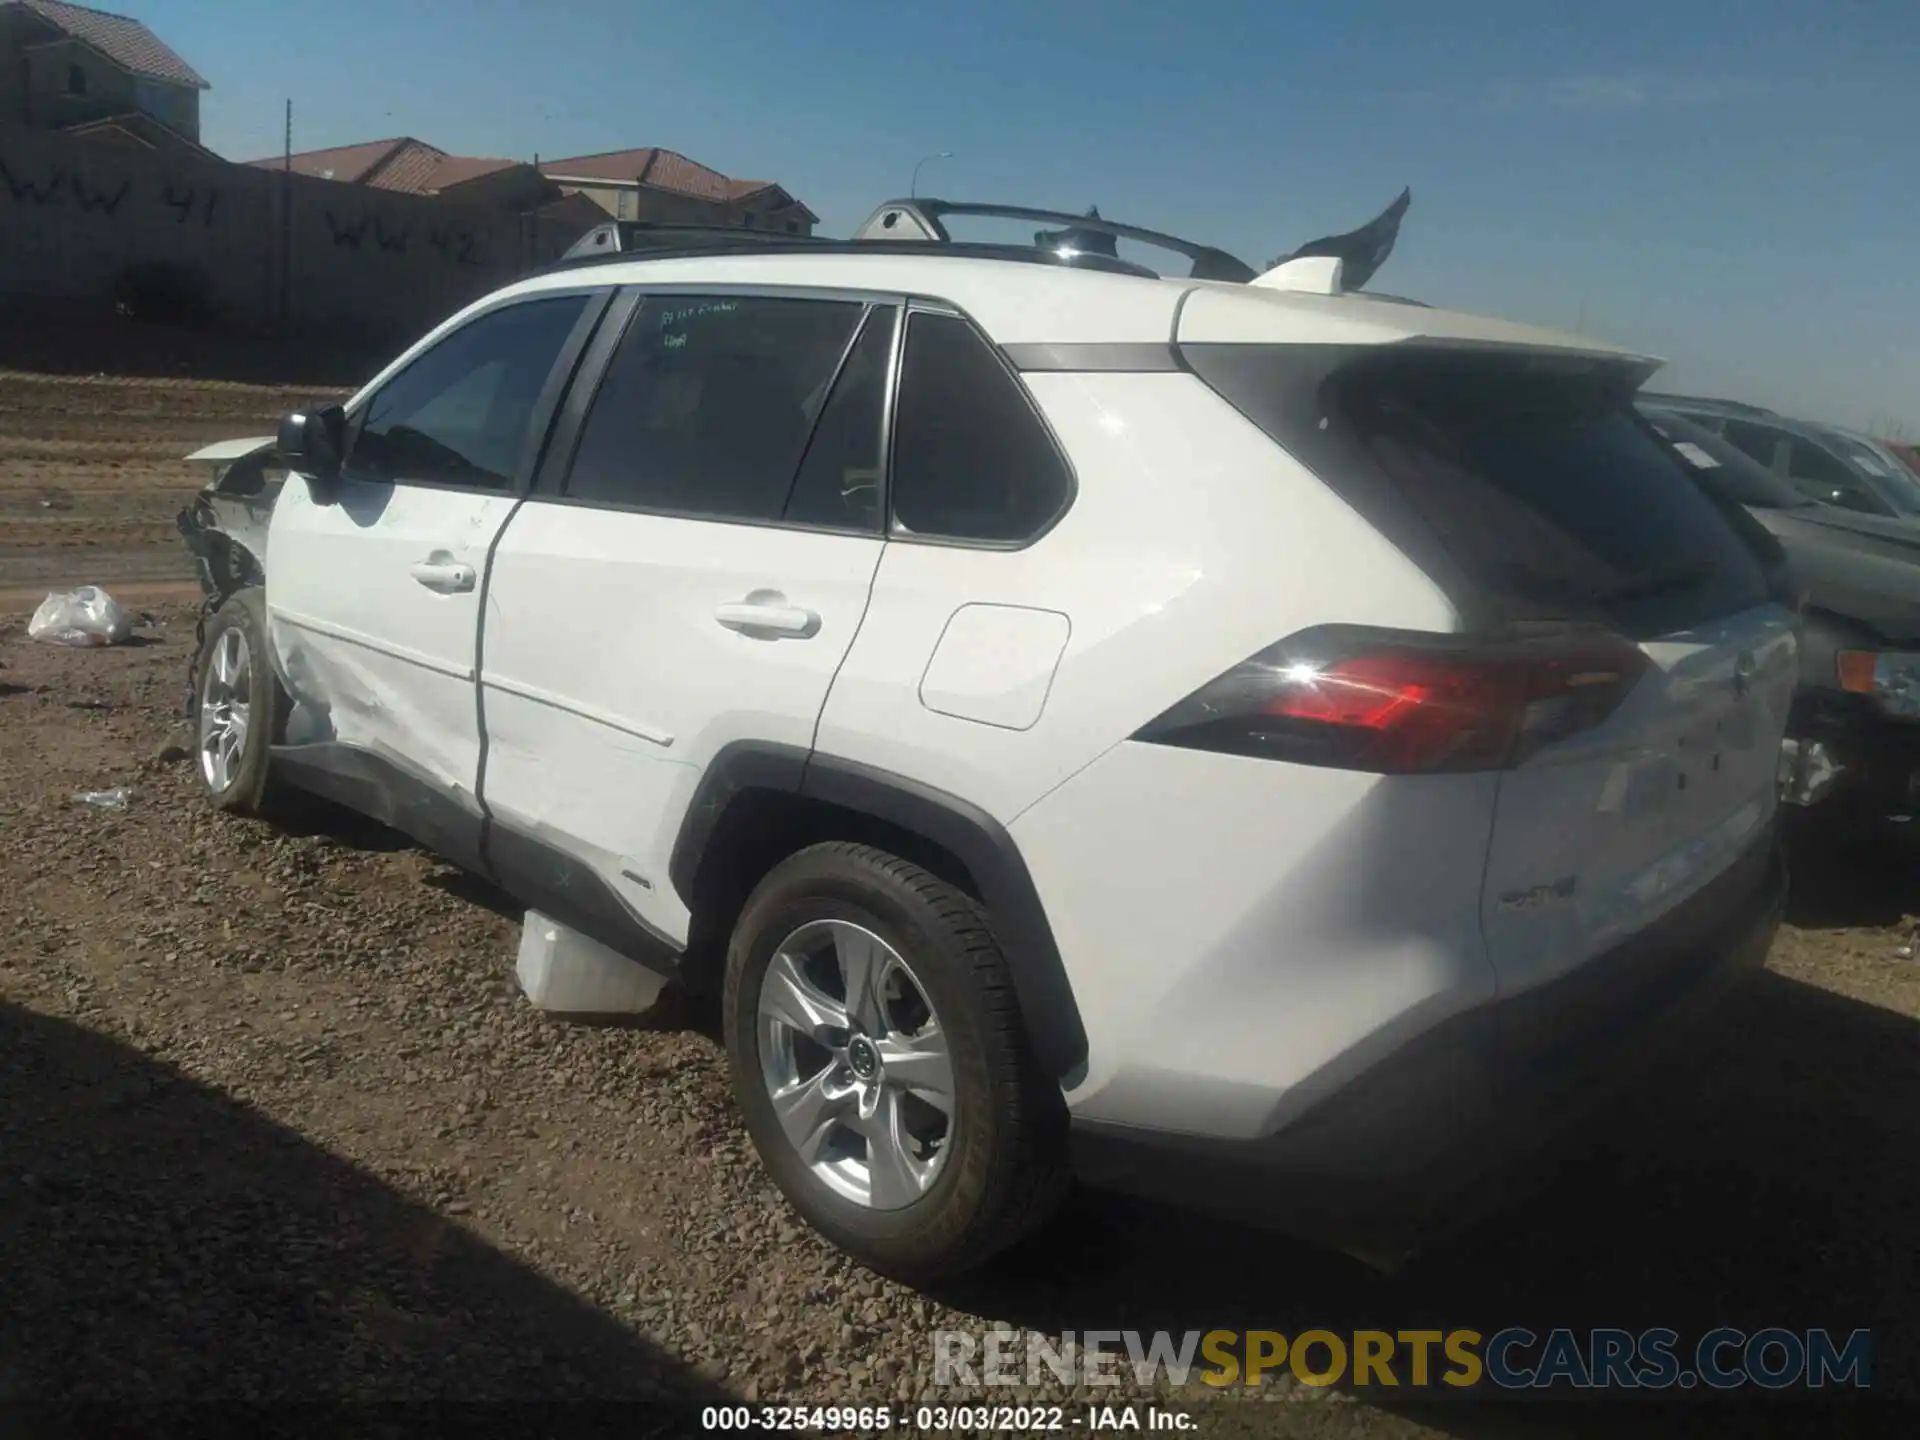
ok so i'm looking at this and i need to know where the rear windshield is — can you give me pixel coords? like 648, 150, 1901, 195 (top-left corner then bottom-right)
1185, 346, 1770, 636
1336, 356, 1769, 633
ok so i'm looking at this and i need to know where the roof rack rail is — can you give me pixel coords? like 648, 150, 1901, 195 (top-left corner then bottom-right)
850, 198, 1258, 283
544, 221, 1163, 279
556, 219, 829, 263
546, 189, 1412, 290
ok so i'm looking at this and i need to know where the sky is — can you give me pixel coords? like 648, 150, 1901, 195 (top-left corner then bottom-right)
154, 0, 1918, 434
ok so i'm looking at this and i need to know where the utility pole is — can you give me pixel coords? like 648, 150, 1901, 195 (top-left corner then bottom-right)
530, 151, 540, 265
280, 99, 293, 337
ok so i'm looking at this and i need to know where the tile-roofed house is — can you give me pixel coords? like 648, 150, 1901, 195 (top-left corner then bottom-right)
57, 108, 217, 160
247, 138, 552, 209
0, 1, 209, 142
539, 147, 817, 234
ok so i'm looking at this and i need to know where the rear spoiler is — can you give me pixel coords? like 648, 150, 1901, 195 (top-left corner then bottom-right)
1253, 188, 1412, 294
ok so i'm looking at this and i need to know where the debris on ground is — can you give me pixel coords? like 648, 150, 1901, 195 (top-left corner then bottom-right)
28, 586, 134, 648
71, 787, 131, 810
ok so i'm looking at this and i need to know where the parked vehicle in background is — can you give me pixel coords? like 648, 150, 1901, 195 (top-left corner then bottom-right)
1652, 395, 1920, 519
173, 194, 1797, 1278
1807, 424, 1920, 506
1643, 405, 1920, 827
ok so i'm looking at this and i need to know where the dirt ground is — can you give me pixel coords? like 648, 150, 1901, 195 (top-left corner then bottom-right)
0, 368, 348, 607
2, 367, 1915, 1433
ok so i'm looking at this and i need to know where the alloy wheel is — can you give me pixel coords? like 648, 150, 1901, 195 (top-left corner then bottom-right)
756, 918, 957, 1210
198, 628, 252, 794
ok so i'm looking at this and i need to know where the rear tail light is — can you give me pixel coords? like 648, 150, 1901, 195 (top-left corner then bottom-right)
1133, 625, 1649, 774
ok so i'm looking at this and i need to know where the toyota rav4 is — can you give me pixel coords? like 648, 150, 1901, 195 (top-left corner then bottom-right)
182, 195, 1797, 1278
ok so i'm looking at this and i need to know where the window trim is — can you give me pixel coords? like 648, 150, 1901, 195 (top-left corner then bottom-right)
536, 282, 907, 539
775, 300, 892, 527
883, 301, 1081, 552
338, 285, 614, 498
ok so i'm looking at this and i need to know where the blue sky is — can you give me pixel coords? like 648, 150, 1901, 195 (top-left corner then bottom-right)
159, 0, 1918, 434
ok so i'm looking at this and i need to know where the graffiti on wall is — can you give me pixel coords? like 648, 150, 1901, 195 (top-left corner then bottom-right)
161, 183, 219, 227
428, 226, 480, 266
0, 156, 62, 204
71, 174, 131, 215
2, 150, 485, 268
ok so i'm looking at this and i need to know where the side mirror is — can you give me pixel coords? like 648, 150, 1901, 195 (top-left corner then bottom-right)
277, 405, 347, 503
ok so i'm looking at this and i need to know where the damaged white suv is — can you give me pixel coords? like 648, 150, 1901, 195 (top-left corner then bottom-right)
183, 194, 1799, 1278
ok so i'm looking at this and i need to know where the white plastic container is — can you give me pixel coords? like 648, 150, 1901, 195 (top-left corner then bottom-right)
515, 910, 670, 1015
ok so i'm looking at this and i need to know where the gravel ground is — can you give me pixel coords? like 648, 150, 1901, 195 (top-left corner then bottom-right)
3, 604, 1914, 1436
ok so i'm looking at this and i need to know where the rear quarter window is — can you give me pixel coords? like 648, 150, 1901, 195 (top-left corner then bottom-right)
889, 311, 1074, 544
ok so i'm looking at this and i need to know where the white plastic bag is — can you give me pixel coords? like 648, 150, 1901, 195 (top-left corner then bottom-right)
27, 586, 133, 648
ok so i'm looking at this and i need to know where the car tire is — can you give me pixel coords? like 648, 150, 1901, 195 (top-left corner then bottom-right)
723, 841, 1069, 1280
191, 589, 288, 817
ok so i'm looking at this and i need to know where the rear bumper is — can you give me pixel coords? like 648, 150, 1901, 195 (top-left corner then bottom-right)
1069, 822, 1784, 1252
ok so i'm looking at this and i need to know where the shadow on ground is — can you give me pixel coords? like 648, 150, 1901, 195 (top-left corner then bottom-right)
0, 1001, 729, 1423
1782, 813, 1920, 929
949, 977, 1911, 1434
269, 793, 422, 855
220, 785, 1911, 1432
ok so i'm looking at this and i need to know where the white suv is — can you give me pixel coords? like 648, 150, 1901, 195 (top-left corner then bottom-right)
187, 197, 1798, 1278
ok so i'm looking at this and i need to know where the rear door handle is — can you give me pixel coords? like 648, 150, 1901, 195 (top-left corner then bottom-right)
410, 559, 476, 594
715, 598, 819, 638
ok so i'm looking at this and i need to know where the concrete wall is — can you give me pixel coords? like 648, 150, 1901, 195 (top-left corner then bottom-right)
0, 123, 589, 347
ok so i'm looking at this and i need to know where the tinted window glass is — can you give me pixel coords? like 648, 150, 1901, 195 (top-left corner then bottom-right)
1786, 437, 1861, 489
1828, 433, 1920, 513
349, 295, 589, 489
565, 295, 864, 520
1330, 355, 1768, 635
890, 312, 1072, 543
1640, 410, 1810, 509
1721, 420, 1791, 473
783, 306, 894, 530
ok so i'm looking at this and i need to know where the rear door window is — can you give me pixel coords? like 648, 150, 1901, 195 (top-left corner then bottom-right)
1642, 412, 1811, 509
1330, 354, 1769, 635
1721, 420, 1792, 474
564, 294, 867, 524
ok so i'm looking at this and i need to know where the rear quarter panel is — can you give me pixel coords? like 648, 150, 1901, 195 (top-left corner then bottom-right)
812, 369, 1461, 824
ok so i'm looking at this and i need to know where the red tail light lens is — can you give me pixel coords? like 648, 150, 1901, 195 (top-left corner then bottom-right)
1134, 625, 1649, 773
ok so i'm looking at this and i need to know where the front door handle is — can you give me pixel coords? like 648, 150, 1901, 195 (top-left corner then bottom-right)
410, 559, 476, 594
715, 597, 819, 638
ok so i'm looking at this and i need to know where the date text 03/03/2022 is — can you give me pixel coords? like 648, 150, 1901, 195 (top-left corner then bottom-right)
699, 1404, 1195, 1432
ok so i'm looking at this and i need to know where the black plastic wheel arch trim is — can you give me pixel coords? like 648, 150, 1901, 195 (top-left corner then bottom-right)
668, 741, 1090, 1079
